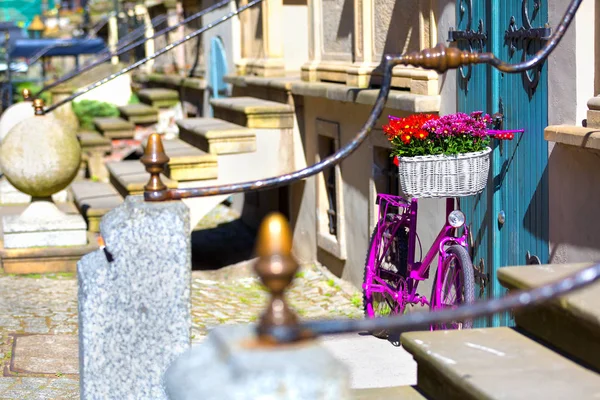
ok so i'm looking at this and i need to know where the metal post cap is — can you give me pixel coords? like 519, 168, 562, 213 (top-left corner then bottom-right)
141, 133, 170, 195
254, 213, 300, 340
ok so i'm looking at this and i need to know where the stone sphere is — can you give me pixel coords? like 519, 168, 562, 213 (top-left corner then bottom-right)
0, 101, 34, 144
0, 115, 81, 198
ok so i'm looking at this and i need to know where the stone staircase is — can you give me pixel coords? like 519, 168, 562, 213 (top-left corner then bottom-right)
392, 262, 600, 399
72, 76, 299, 232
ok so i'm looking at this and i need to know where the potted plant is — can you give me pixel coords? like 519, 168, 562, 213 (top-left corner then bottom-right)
383, 111, 493, 198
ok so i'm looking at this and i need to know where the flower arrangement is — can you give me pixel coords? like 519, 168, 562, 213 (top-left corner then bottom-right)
383, 111, 492, 158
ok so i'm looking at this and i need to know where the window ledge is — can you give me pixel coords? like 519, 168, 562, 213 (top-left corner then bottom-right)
544, 125, 600, 151
224, 74, 441, 113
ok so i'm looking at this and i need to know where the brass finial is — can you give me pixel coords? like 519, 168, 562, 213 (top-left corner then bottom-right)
255, 213, 300, 340
32, 98, 45, 115
22, 88, 31, 100
141, 133, 170, 199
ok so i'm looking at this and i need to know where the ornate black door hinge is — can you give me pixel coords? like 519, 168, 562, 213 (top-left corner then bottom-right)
448, 0, 487, 88
474, 258, 489, 298
504, 0, 552, 92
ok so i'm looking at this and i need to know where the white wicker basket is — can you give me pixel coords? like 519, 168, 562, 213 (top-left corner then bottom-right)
398, 147, 491, 198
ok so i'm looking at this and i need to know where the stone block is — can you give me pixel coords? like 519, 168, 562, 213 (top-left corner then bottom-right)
106, 160, 177, 197
93, 117, 135, 139
118, 104, 159, 125
402, 327, 600, 399
498, 263, 600, 372
70, 180, 124, 232
78, 195, 191, 400
1, 231, 98, 274
2, 200, 87, 249
77, 131, 112, 154
164, 325, 350, 400
0, 178, 68, 205
587, 110, 600, 128
177, 118, 257, 155
210, 97, 294, 129
138, 88, 180, 108
140, 138, 219, 182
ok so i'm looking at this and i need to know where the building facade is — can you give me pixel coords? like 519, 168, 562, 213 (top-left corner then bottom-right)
139, 0, 599, 309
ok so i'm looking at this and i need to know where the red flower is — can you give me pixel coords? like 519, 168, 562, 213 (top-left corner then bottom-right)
393, 156, 400, 166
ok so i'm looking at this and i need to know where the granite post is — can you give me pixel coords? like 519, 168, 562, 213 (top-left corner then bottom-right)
164, 325, 351, 400
78, 195, 191, 400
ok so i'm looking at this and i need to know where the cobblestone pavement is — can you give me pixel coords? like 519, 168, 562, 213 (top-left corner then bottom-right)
0, 262, 363, 399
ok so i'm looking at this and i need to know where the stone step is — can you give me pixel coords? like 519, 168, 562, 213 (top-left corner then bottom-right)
77, 130, 112, 154
401, 327, 600, 400
70, 180, 124, 232
106, 160, 177, 198
141, 138, 218, 182
138, 88, 180, 109
498, 263, 600, 372
210, 96, 294, 129
118, 103, 159, 125
93, 117, 135, 140
351, 386, 426, 400
177, 117, 256, 155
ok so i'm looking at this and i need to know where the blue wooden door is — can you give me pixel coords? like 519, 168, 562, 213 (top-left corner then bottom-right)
454, 0, 550, 327
207, 36, 228, 117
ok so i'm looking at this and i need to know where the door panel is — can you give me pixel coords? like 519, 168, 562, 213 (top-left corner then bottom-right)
455, 0, 549, 327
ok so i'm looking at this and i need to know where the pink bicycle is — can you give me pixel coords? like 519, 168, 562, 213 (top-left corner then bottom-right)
363, 129, 521, 339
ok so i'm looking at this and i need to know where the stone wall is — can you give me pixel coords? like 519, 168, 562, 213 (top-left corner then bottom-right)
548, 144, 600, 263
302, 0, 441, 93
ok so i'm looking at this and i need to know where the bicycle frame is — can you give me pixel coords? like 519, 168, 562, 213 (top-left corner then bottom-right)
366, 194, 469, 314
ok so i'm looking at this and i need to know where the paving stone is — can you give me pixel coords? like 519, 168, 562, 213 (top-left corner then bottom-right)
12, 335, 78, 375
0, 206, 363, 398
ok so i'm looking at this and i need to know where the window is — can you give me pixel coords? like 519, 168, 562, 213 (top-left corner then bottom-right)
316, 119, 347, 260
373, 146, 399, 196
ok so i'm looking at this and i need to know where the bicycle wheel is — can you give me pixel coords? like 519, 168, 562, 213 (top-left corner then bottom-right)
431, 244, 475, 330
363, 218, 408, 339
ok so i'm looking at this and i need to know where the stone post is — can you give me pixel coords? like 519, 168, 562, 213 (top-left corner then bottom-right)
238, 0, 285, 77
78, 195, 191, 399
587, 96, 600, 128
163, 213, 350, 399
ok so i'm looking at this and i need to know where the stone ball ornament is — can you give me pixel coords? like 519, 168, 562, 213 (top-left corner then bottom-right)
0, 99, 82, 198
0, 101, 35, 144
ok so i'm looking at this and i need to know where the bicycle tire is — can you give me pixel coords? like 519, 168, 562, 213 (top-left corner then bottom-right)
362, 220, 409, 339
431, 244, 475, 329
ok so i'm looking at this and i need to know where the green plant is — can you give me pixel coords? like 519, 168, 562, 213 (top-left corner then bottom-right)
128, 93, 140, 104
72, 100, 119, 130
351, 293, 362, 308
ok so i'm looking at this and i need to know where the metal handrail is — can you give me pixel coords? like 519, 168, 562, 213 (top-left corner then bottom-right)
37, 0, 231, 96
268, 262, 600, 342
26, 41, 72, 66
